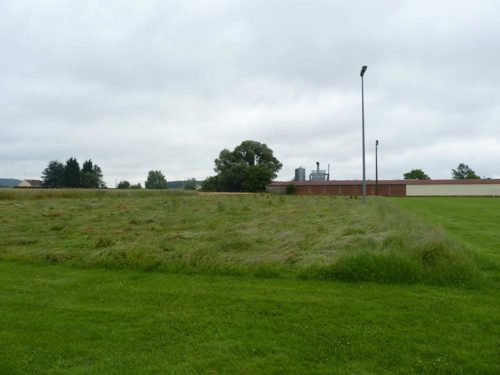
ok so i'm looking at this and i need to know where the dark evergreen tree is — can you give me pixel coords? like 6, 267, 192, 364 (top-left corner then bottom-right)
81, 159, 97, 188
78, 159, 105, 188
42, 158, 104, 188
41, 160, 65, 188
93, 165, 105, 188
81, 159, 94, 174
63, 157, 81, 188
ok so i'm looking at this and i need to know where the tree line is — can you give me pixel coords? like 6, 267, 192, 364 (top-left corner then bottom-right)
403, 163, 481, 180
117, 170, 169, 189
40, 146, 485, 192
118, 140, 282, 192
41, 158, 105, 188
41, 142, 281, 192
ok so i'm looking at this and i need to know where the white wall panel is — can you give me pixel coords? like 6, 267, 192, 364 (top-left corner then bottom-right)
407, 184, 500, 196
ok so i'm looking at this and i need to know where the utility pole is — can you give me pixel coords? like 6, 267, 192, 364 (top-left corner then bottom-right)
375, 140, 379, 195
360, 65, 367, 203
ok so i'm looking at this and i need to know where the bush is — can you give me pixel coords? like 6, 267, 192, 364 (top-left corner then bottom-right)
184, 178, 197, 190
117, 180, 130, 189
201, 176, 219, 192
286, 183, 297, 195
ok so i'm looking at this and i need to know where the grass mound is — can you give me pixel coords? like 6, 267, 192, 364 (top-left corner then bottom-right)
0, 191, 483, 286
298, 200, 481, 286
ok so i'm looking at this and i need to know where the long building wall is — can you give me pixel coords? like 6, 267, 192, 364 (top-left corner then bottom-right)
407, 184, 500, 196
267, 180, 500, 197
296, 184, 406, 196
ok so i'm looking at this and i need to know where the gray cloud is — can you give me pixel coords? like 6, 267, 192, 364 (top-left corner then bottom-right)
1, 0, 499, 186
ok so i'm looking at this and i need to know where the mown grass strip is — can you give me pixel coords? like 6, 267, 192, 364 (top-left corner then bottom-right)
0, 262, 498, 374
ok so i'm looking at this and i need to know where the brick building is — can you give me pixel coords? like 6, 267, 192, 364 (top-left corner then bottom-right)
267, 179, 500, 197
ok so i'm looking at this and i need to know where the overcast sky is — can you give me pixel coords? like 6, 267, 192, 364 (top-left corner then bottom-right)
1, 0, 499, 186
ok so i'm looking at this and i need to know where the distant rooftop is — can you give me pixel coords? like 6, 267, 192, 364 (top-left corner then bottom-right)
269, 179, 500, 186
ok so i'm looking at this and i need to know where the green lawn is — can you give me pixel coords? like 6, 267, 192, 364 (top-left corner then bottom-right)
1, 262, 498, 374
395, 197, 500, 255
0, 191, 499, 374
396, 197, 500, 283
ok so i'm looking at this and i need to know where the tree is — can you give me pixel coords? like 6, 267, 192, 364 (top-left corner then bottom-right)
93, 165, 106, 188
210, 140, 282, 192
117, 180, 130, 189
201, 176, 219, 192
184, 178, 197, 190
130, 183, 142, 189
41, 157, 105, 188
452, 163, 480, 179
82, 159, 93, 174
286, 182, 297, 195
145, 170, 167, 189
403, 169, 430, 180
81, 160, 98, 188
63, 157, 81, 188
78, 159, 105, 188
241, 164, 277, 192
41, 160, 65, 188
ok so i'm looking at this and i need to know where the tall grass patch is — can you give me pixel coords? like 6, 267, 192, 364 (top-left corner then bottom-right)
0, 190, 483, 286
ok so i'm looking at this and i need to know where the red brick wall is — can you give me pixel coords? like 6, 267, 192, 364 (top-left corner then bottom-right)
295, 184, 406, 196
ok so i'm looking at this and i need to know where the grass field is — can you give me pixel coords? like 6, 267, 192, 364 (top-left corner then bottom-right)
0, 190, 499, 374
397, 197, 500, 281
0, 190, 482, 285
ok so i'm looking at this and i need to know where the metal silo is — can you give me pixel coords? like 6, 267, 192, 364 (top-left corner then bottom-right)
295, 167, 306, 182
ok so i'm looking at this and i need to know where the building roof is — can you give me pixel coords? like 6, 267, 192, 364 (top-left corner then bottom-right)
269, 179, 500, 186
27, 179, 42, 187
18, 179, 43, 187
404, 179, 500, 185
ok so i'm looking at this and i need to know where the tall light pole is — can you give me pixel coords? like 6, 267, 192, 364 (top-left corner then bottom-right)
360, 65, 367, 203
375, 139, 379, 196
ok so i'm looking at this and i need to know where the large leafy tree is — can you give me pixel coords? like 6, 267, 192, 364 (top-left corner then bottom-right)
403, 169, 430, 180
41, 160, 65, 188
211, 140, 282, 192
63, 157, 81, 188
452, 163, 480, 179
145, 170, 168, 189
